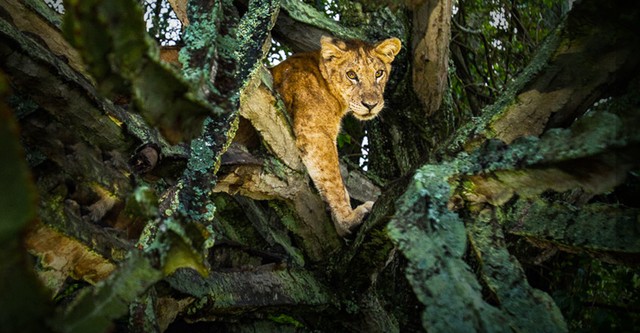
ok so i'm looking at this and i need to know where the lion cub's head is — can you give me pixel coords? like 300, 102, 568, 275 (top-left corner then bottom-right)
319, 36, 402, 120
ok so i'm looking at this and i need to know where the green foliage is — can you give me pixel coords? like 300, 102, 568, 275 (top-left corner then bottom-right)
336, 132, 352, 148
266, 38, 293, 66
449, 0, 564, 119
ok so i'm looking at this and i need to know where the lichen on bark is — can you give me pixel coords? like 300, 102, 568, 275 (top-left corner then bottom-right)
63, 0, 214, 144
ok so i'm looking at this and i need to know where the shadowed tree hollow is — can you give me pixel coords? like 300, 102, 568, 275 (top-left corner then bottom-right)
1, 0, 639, 332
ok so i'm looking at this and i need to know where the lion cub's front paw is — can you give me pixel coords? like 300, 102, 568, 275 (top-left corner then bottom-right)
334, 201, 375, 236
357, 201, 374, 213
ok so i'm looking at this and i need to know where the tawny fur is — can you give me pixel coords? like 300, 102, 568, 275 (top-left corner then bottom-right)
271, 36, 401, 236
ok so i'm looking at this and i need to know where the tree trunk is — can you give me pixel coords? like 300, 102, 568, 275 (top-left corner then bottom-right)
1, 0, 639, 332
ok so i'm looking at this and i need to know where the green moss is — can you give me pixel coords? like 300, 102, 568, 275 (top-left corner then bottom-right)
387, 129, 580, 330
387, 61, 639, 329
187, 137, 216, 175
268, 314, 305, 328
468, 209, 568, 332
502, 200, 640, 253
280, 0, 364, 41
211, 195, 258, 245
269, 201, 297, 231
179, 2, 221, 91
358, 228, 394, 269
23, 0, 63, 26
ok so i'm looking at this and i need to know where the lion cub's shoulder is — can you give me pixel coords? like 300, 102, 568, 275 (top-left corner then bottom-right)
271, 51, 322, 90
271, 51, 322, 80
270, 50, 332, 109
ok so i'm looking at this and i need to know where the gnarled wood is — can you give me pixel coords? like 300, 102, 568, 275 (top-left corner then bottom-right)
411, 0, 452, 115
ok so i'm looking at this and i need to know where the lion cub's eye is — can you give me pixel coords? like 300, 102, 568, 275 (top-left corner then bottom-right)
375, 70, 384, 78
346, 70, 358, 81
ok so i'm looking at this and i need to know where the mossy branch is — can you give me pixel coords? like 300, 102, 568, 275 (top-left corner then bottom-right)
444, 1, 640, 155
63, 0, 213, 144
502, 201, 640, 262
165, 267, 334, 313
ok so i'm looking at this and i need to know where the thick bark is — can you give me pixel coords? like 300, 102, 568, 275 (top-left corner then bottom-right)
165, 267, 334, 315
274, 0, 365, 51
2, 0, 639, 332
411, 0, 452, 115
387, 1, 640, 330
502, 201, 640, 263
388, 104, 640, 331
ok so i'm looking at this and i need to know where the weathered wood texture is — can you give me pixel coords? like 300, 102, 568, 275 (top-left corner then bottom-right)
388, 1, 640, 331
411, 0, 452, 115
2, 0, 639, 332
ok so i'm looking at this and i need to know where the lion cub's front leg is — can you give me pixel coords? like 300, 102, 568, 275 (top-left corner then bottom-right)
297, 132, 373, 236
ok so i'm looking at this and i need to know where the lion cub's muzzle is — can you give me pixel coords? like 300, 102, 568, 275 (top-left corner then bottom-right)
350, 97, 384, 120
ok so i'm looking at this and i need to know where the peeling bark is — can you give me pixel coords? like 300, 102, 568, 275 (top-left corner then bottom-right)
2, 0, 639, 331
411, 0, 452, 115
447, 2, 640, 153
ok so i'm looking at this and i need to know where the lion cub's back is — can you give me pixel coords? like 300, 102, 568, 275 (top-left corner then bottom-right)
270, 51, 328, 112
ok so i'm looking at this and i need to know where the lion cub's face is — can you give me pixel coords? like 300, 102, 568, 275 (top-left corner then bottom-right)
320, 37, 402, 120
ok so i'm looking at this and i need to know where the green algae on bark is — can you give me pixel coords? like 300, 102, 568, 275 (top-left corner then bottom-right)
389, 163, 515, 332
468, 210, 568, 332
171, 0, 279, 224
502, 201, 640, 256
280, 0, 363, 41
387, 107, 638, 331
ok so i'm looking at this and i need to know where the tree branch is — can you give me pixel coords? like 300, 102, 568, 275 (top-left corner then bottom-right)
503, 201, 640, 263
411, 0, 452, 115
446, 1, 640, 153
164, 266, 334, 314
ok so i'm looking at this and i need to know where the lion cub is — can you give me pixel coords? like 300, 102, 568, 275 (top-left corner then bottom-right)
271, 36, 401, 236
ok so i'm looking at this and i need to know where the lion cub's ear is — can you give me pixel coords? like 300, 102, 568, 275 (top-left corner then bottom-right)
320, 36, 346, 61
374, 37, 402, 63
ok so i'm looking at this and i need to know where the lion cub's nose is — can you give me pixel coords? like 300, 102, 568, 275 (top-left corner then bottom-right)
361, 101, 378, 111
